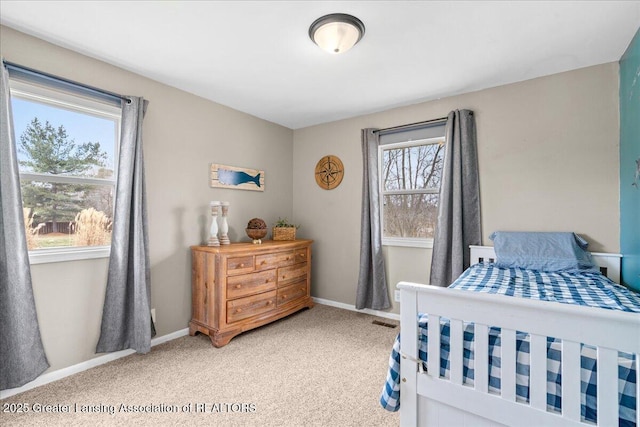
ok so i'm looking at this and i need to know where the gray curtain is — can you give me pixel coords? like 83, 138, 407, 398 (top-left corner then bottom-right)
429, 110, 481, 287
356, 128, 391, 310
96, 96, 155, 354
0, 62, 49, 389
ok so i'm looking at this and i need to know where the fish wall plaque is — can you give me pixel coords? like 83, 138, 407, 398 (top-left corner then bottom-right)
210, 164, 265, 191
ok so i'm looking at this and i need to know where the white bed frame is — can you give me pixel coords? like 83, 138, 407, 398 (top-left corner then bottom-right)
398, 245, 639, 427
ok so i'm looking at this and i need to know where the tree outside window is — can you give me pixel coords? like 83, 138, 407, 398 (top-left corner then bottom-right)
10, 80, 119, 252
380, 137, 445, 245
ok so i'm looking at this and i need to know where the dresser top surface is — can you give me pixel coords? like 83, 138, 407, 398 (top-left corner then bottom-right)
191, 239, 312, 254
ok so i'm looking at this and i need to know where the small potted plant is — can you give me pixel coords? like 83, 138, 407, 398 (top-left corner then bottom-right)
272, 217, 299, 241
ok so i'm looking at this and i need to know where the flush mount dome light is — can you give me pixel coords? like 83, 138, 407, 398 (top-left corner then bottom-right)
309, 13, 365, 54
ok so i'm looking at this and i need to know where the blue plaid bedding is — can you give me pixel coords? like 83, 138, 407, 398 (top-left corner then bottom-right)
380, 263, 640, 426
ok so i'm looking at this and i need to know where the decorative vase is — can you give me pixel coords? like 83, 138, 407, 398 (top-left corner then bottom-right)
246, 218, 267, 244
246, 228, 267, 244
208, 201, 220, 247
219, 201, 230, 245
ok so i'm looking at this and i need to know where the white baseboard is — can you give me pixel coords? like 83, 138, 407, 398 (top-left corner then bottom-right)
312, 297, 400, 321
150, 327, 189, 347
0, 328, 189, 400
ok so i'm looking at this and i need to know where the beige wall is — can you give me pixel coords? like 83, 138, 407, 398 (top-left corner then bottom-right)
1, 26, 294, 372
293, 63, 620, 314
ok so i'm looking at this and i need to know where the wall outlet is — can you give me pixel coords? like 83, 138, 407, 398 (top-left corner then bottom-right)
394, 290, 401, 302
151, 308, 156, 324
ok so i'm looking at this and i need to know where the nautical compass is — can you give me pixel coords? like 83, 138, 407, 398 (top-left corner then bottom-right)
314, 155, 344, 190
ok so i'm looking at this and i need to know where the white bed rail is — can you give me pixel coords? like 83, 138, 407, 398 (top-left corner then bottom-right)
398, 246, 637, 427
398, 282, 640, 427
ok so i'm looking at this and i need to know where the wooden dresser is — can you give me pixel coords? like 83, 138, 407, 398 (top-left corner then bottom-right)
189, 239, 313, 347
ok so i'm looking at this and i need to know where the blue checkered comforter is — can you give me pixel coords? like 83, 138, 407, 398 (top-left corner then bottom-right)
380, 263, 640, 426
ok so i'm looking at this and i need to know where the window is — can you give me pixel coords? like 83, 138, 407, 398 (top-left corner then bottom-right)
9, 79, 121, 264
379, 135, 445, 248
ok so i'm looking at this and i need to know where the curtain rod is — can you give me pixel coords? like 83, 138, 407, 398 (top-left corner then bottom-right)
373, 116, 449, 134
2, 60, 131, 104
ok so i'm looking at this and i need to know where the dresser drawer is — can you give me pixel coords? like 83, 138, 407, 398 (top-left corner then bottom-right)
294, 248, 308, 264
278, 263, 308, 287
277, 280, 307, 307
227, 255, 254, 275
255, 250, 295, 271
227, 270, 277, 300
227, 290, 276, 323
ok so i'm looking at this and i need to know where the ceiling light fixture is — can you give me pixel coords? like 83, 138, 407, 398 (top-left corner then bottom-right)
309, 13, 365, 54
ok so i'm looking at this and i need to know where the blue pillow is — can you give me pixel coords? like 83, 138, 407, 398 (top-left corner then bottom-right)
488, 231, 599, 273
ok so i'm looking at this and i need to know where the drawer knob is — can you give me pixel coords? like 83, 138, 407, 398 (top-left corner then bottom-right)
261, 260, 266, 265
236, 284, 242, 289
236, 308, 242, 313
286, 256, 290, 260
265, 279, 270, 283
266, 300, 273, 305
300, 254, 306, 258
239, 263, 244, 268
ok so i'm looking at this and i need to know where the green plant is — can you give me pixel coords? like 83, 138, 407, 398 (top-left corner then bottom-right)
274, 217, 300, 229
19, 118, 108, 232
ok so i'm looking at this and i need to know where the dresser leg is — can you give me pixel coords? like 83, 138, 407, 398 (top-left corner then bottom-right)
210, 329, 239, 347
189, 321, 202, 336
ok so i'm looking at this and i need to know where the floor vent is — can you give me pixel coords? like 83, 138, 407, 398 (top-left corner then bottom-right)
372, 320, 397, 328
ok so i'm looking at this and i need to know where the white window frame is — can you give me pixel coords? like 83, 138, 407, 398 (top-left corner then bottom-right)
9, 79, 121, 264
379, 136, 445, 248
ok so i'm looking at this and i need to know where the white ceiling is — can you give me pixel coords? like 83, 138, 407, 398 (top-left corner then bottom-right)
1, 1, 639, 129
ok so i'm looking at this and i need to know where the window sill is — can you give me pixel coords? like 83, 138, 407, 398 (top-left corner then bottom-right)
29, 246, 110, 264
382, 237, 434, 249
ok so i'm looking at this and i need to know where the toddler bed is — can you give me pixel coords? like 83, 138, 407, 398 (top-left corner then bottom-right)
381, 232, 639, 427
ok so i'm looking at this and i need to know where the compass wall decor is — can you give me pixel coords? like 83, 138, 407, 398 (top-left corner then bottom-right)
315, 155, 344, 190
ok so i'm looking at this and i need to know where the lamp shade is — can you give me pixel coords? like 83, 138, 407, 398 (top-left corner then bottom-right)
309, 13, 365, 54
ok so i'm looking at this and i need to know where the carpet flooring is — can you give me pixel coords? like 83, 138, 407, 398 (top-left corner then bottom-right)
1, 304, 400, 426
